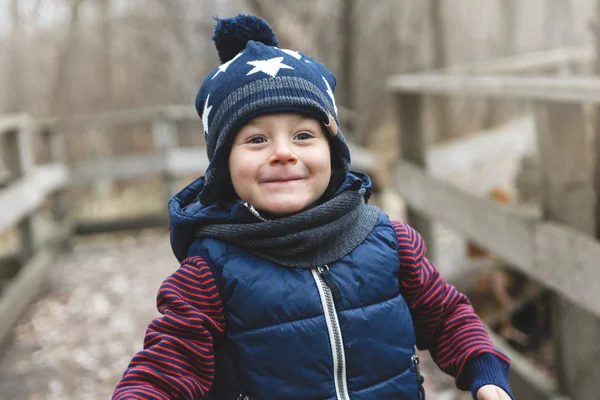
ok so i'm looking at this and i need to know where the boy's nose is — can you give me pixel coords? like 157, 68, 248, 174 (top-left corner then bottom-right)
269, 140, 298, 166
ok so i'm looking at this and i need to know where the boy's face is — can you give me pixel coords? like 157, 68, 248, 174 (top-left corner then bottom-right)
229, 113, 331, 215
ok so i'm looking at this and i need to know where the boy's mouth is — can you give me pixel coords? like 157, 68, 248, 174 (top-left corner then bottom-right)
263, 177, 304, 183
261, 173, 306, 183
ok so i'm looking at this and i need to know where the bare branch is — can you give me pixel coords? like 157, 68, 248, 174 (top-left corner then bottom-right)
246, 0, 314, 53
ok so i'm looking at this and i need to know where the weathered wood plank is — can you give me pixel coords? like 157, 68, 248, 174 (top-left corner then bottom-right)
534, 222, 600, 317
166, 147, 209, 176
0, 249, 56, 354
394, 159, 600, 317
0, 164, 69, 236
427, 116, 535, 185
432, 45, 592, 76
0, 114, 28, 138
393, 159, 536, 270
347, 143, 376, 176
0, 249, 19, 280
40, 128, 70, 250
1, 123, 38, 262
153, 120, 179, 202
74, 214, 168, 235
388, 75, 600, 103
395, 94, 435, 260
73, 150, 208, 184
39, 106, 187, 127
72, 154, 165, 183
534, 102, 596, 232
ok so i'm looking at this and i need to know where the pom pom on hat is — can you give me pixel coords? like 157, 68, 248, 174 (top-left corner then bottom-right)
212, 14, 279, 63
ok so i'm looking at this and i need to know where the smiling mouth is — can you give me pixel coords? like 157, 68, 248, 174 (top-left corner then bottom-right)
263, 177, 304, 184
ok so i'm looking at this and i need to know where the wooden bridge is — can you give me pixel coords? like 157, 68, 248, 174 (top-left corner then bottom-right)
1, 45, 600, 399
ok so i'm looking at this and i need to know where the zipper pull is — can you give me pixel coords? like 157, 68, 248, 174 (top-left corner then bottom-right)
413, 353, 426, 399
317, 265, 344, 302
412, 354, 424, 384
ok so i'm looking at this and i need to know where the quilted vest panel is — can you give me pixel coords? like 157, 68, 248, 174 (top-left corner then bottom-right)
189, 213, 421, 399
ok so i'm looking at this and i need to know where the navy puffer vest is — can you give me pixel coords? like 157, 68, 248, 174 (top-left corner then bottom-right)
188, 213, 422, 400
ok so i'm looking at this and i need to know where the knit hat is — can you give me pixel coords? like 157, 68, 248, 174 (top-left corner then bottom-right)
196, 14, 351, 204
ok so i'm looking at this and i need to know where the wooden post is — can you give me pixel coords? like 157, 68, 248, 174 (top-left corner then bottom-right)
41, 127, 70, 250
534, 100, 600, 399
152, 120, 179, 208
395, 93, 434, 260
0, 118, 35, 263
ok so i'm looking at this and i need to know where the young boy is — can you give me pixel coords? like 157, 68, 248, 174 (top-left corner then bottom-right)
113, 15, 513, 400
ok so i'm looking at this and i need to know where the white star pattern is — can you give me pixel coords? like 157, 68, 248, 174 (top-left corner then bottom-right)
322, 77, 338, 114
246, 57, 293, 78
280, 48, 302, 60
212, 52, 243, 80
202, 94, 212, 137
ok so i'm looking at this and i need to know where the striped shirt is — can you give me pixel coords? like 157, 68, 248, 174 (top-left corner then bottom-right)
113, 221, 509, 399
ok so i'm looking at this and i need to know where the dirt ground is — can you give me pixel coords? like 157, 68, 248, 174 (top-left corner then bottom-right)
0, 229, 473, 400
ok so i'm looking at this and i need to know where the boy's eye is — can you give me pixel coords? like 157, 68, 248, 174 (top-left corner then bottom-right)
295, 132, 313, 140
247, 136, 266, 144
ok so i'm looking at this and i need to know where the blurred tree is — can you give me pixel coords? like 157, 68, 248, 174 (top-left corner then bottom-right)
428, 0, 451, 141
339, 0, 356, 114
502, 0, 518, 56
8, 0, 23, 113
50, 0, 85, 116
593, 0, 600, 237
99, 0, 113, 108
246, 0, 315, 53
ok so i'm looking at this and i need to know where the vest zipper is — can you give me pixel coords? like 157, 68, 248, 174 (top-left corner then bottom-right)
412, 353, 426, 400
312, 266, 350, 400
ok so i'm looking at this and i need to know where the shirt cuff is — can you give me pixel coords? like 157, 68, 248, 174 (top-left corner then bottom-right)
459, 353, 514, 399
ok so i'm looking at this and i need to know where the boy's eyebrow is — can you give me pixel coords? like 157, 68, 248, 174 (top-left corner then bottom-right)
294, 116, 321, 127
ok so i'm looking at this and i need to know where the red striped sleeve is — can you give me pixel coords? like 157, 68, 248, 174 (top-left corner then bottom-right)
392, 221, 510, 384
113, 256, 226, 399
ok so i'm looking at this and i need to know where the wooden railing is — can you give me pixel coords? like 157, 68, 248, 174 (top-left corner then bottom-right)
0, 114, 70, 352
388, 72, 600, 400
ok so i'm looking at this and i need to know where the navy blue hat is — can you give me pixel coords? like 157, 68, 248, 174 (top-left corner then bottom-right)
196, 14, 351, 204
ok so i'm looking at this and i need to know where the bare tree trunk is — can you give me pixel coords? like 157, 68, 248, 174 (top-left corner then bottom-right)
429, 0, 451, 141
339, 0, 355, 115
592, 0, 600, 238
50, 0, 86, 116
8, 0, 23, 113
502, 0, 518, 56
100, 0, 113, 107
158, 0, 194, 102
480, 0, 518, 129
246, 0, 314, 53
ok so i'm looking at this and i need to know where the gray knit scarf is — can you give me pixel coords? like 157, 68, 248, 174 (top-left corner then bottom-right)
196, 189, 380, 268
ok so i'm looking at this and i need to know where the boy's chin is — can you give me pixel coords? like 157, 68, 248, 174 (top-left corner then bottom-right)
255, 196, 319, 216
259, 203, 310, 216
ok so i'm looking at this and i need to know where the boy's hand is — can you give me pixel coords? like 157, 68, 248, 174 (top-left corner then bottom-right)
476, 385, 512, 400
